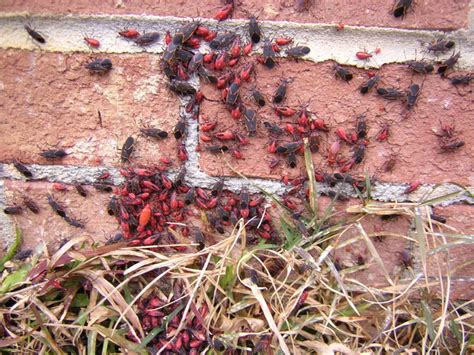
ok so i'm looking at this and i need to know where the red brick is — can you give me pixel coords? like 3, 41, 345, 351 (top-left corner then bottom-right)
0, 0, 469, 30
0, 50, 182, 168
320, 197, 411, 287
318, 198, 474, 300
425, 204, 474, 278
199, 60, 473, 185
1, 180, 118, 254
430, 280, 474, 300
0, 180, 275, 257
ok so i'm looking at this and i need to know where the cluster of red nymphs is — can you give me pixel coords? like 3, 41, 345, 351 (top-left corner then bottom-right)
131, 291, 209, 353
107, 167, 276, 247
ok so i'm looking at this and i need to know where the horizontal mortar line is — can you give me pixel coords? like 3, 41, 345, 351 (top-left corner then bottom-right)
421, 276, 474, 283
0, 12, 473, 69
179, 88, 474, 205
347, 275, 474, 293
1, 162, 472, 206
0, 86, 472, 206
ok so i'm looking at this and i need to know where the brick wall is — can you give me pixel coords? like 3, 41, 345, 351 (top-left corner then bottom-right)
0, 1, 473, 298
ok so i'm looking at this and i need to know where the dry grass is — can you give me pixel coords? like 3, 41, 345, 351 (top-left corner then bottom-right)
1, 147, 473, 353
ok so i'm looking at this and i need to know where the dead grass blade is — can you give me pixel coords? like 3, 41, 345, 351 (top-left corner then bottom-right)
242, 277, 291, 355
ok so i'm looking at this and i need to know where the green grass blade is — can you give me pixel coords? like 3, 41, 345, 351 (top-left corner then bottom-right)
0, 225, 22, 272
422, 300, 436, 341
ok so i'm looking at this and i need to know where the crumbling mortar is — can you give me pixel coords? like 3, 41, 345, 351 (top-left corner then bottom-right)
0, 13, 473, 69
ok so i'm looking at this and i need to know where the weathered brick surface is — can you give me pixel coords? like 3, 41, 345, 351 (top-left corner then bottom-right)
320, 198, 474, 299
0, 0, 470, 30
0, 50, 181, 168
0, 3, 472, 302
199, 60, 473, 185
425, 204, 474, 278
319, 197, 412, 287
1, 180, 118, 252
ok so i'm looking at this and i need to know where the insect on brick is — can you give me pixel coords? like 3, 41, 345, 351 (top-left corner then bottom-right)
359, 75, 380, 94
248, 16, 261, 44
377, 87, 405, 100
85, 59, 112, 74
334, 64, 353, 81
226, 82, 240, 107
406, 60, 434, 74
251, 87, 266, 106
262, 40, 276, 69
210, 33, 237, 50
356, 115, 367, 139
168, 80, 196, 96
47, 194, 66, 217
406, 84, 420, 110
74, 184, 88, 197
23, 197, 40, 214
263, 121, 283, 136
64, 216, 85, 229
440, 140, 465, 152
285, 46, 311, 58
437, 52, 461, 77
429, 212, 447, 224
140, 128, 168, 139
400, 249, 413, 268
13, 159, 32, 178
243, 108, 257, 136
121, 136, 135, 163
3, 206, 22, 215
173, 119, 186, 139
119, 27, 140, 39
287, 152, 297, 168
353, 143, 366, 164
134, 32, 160, 46
427, 38, 455, 54
376, 124, 390, 142
94, 183, 113, 193
450, 75, 473, 86
392, 0, 412, 18
24, 24, 46, 44
84, 36, 100, 48
214, 4, 234, 21
273, 79, 290, 104
295, 0, 312, 11
39, 149, 68, 160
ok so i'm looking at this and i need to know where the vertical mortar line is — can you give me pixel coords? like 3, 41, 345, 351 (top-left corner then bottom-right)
175, 96, 474, 198
0, 180, 16, 251
178, 76, 288, 194
179, 75, 220, 190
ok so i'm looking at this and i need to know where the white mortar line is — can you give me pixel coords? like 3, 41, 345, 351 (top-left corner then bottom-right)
177, 89, 474, 204
1, 163, 472, 206
0, 180, 16, 250
0, 163, 125, 186
0, 12, 473, 69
